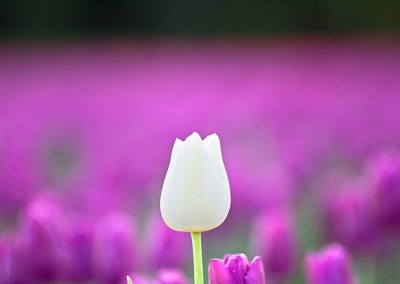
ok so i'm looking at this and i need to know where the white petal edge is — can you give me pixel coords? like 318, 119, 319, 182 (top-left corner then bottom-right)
203, 133, 230, 190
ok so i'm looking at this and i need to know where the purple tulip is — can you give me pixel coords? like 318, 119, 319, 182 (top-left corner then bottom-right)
322, 181, 377, 252
0, 237, 32, 284
144, 214, 191, 270
64, 216, 95, 281
305, 244, 356, 284
250, 210, 298, 280
208, 254, 266, 284
367, 151, 400, 229
93, 212, 136, 284
18, 198, 68, 281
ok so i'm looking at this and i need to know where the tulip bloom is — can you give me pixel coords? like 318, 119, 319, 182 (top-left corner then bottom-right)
251, 210, 297, 281
144, 214, 191, 270
18, 198, 68, 281
208, 254, 266, 284
368, 151, 400, 229
305, 244, 356, 284
93, 213, 136, 283
161, 132, 230, 284
0, 238, 32, 284
160, 132, 230, 233
322, 187, 377, 252
64, 217, 95, 281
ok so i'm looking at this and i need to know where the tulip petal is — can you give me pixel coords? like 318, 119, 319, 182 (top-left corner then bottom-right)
225, 254, 248, 284
245, 256, 266, 284
203, 134, 230, 192
208, 259, 233, 284
162, 139, 184, 201
172, 139, 184, 158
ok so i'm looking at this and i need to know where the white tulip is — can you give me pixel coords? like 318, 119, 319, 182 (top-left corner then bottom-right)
160, 132, 231, 232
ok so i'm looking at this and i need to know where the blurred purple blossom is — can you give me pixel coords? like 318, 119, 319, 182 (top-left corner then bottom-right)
144, 214, 191, 270
0, 237, 32, 284
208, 254, 265, 284
367, 150, 400, 231
321, 181, 377, 252
18, 198, 68, 281
93, 212, 136, 284
305, 243, 356, 284
250, 210, 298, 281
64, 215, 95, 281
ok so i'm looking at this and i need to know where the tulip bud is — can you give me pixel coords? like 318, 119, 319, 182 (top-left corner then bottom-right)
305, 244, 356, 284
160, 132, 230, 232
208, 254, 266, 284
127, 276, 134, 284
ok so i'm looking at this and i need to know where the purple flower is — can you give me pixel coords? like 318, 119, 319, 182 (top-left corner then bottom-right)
322, 181, 377, 252
93, 212, 136, 284
367, 151, 400, 229
0, 237, 32, 284
208, 254, 265, 284
64, 216, 95, 281
250, 210, 298, 280
305, 244, 356, 284
144, 214, 191, 270
18, 198, 68, 281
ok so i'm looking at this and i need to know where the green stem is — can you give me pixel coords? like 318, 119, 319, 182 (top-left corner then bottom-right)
191, 232, 204, 284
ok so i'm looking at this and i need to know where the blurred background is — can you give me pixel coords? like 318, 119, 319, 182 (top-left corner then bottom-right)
1, 1, 400, 284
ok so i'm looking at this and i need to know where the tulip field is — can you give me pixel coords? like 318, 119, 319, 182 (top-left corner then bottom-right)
1, 37, 400, 283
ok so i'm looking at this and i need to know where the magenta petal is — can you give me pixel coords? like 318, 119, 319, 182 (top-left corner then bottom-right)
225, 255, 248, 284
209, 259, 233, 284
223, 254, 233, 264
245, 256, 266, 284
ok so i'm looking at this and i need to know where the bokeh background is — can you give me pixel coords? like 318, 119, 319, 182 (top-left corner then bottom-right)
1, 1, 400, 283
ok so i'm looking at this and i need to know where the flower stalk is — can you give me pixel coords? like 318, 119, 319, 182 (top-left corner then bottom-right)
191, 232, 204, 284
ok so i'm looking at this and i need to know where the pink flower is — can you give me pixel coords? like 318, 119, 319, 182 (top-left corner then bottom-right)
208, 254, 265, 284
